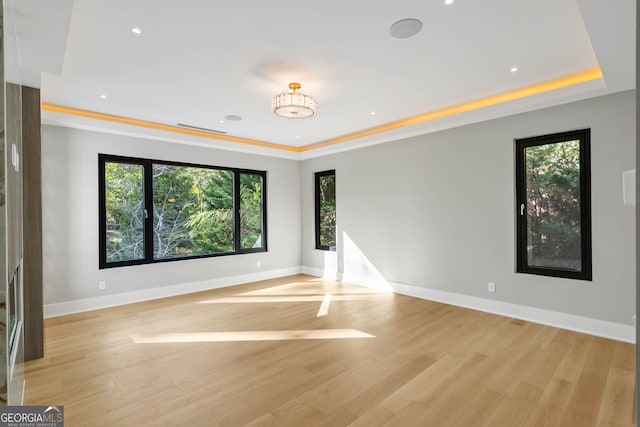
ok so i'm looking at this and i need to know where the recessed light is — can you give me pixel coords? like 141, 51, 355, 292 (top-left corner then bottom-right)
296, 135, 300, 139
389, 19, 423, 39
510, 66, 519, 73
224, 114, 242, 121
99, 94, 107, 99
131, 27, 142, 35
370, 111, 376, 116
219, 119, 225, 124
445, 0, 455, 5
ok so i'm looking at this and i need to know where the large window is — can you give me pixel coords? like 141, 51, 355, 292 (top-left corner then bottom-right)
99, 154, 267, 268
515, 129, 591, 280
315, 170, 336, 251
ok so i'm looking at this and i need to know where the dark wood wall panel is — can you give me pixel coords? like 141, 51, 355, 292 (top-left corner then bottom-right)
4, 83, 26, 400
6, 83, 22, 276
22, 86, 43, 361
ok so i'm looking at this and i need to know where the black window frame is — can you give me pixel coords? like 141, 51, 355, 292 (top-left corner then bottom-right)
315, 169, 336, 251
99, 154, 267, 269
515, 129, 592, 281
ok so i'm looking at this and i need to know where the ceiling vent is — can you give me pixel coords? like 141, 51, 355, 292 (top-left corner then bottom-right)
177, 123, 227, 134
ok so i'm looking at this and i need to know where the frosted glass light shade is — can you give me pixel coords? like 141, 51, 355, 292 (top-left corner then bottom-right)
272, 83, 317, 118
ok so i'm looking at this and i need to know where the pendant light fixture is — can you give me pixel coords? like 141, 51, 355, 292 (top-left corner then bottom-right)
272, 82, 317, 119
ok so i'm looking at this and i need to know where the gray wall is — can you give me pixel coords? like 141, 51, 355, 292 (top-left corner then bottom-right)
41, 125, 301, 304
41, 90, 635, 327
302, 90, 636, 325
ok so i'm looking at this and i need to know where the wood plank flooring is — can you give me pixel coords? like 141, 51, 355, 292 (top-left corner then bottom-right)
24, 274, 636, 426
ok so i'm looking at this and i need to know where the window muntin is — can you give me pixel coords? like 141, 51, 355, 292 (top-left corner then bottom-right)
99, 155, 266, 269
315, 170, 336, 251
515, 129, 592, 280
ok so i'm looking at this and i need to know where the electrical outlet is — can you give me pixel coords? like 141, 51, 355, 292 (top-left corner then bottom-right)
99, 281, 106, 290
488, 282, 496, 293
256, 261, 261, 268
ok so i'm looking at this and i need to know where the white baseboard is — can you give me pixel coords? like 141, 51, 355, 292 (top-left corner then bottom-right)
340, 273, 394, 292
300, 268, 392, 293
44, 267, 302, 318
301, 266, 340, 280
390, 282, 635, 344
302, 267, 635, 343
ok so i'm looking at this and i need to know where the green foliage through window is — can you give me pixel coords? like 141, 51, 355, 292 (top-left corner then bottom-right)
315, 170, 336, 250
525, 141, 581, 269
516, 129, 591, 281
239, 173, 264, 249
100, 155, 266, 268
104, 162, 145, 262
153, 165, 234, 258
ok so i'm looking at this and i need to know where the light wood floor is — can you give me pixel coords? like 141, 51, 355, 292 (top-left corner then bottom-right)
24, 274, 635, 426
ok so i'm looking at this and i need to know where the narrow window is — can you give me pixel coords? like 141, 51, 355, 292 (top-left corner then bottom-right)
515, 129, 592, 280
315, 170, 336, 251
101, 160, 146, 264
238, 172, 267, 251
99, 154, 267, 269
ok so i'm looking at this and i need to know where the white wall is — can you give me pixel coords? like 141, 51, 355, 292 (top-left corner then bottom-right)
302, 90, 636, 328
41, 125, 301, 306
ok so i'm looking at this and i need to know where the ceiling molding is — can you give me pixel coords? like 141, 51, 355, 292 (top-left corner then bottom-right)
302, 67, 603, 151
42, 67, 603, 156
41, 103, 302, 153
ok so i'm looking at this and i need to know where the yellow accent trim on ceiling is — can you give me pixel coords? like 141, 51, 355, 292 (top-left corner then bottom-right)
302, 67, 603, 151
40, 103, 303, 152
42, 67, 603, 153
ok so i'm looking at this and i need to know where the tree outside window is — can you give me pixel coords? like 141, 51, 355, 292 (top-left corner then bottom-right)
515, 129, 591, 280
99, 155, 266, 269
315, 170, 336, 251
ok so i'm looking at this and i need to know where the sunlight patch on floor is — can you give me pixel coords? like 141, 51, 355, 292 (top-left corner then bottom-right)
316, 294, 332, 317
197, 294, 390, 304
237, 282, 326, 296
131, 329, 376, 343
238, 285, 390, 296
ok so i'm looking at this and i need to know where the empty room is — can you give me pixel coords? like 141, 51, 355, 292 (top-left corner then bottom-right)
0, 0, 636, 426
